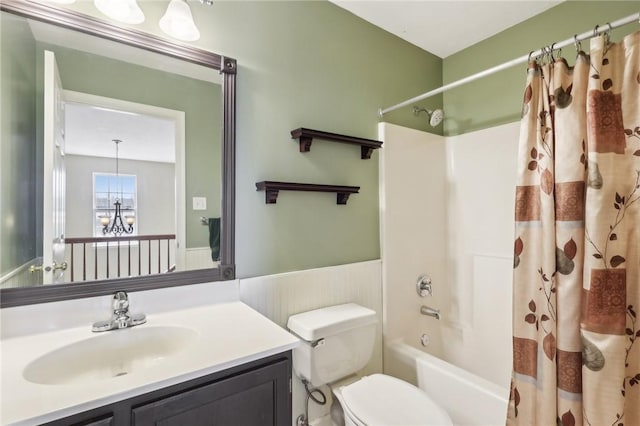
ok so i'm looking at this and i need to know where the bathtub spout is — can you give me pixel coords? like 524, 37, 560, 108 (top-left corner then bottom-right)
420, 305, 441, 320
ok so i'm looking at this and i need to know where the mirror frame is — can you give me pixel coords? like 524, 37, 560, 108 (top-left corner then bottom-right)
0, 0, 236, 307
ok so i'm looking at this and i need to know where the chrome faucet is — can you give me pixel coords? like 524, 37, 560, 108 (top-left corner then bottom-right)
420, 305, 441, 320
92, 291, 146, 332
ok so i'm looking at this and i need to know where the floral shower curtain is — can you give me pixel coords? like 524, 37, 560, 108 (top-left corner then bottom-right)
507, 31, 640, 426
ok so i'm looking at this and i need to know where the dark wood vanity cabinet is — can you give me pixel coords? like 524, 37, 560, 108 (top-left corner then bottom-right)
132, 358, 290, 425
44, 352, 292, 426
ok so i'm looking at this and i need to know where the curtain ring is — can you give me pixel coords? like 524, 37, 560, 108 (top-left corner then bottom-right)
604, 22, 612, 45
528, 50, 535, 63
544, 46, 550, 63
574, 34, 582, 53
593, 24, 600, 37
538, 46, 546, 64
549, 42, 557, 63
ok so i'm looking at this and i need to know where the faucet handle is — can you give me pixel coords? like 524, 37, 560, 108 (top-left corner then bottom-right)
92, 319, 113, 332
416, 275, 433, 297
112, 291, 129, 312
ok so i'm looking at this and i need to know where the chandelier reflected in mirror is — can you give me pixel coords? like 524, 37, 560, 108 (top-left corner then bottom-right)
100, 139, 135, 236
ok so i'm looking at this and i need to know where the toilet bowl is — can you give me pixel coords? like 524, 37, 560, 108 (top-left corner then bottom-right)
333, 374, 452, 426
287, 304, 453, 426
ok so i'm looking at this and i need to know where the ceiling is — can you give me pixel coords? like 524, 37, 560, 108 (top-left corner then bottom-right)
329, 0, 564, 58
65, 103, 176, 163
27, 19, 193, 163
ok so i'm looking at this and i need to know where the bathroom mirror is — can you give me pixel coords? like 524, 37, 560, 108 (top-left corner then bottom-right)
0, 0, 236, 307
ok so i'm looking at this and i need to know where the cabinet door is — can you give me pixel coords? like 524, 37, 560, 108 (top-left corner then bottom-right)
132, 359, 290, 426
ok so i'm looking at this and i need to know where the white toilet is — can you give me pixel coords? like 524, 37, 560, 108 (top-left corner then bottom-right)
287, 303, 452, 426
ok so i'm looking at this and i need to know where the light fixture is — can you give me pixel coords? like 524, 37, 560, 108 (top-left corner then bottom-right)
94, 0, 145, 25
159, 0, 201, 42
101, 139, 135, 236
91, 0, 211, 42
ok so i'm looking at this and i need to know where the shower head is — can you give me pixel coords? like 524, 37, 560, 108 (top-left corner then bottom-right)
413, 106, 444, 127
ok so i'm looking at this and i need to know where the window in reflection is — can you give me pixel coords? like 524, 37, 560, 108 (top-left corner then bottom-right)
93, 173, 137, 237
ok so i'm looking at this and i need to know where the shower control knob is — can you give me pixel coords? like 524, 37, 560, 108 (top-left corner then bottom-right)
416, 275, 433, 297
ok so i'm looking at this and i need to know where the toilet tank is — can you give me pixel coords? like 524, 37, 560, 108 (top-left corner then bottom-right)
287, 303, 377, 387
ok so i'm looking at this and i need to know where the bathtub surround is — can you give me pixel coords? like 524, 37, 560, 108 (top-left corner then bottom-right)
380, 122, 518, 390
442, 122, 518, 388
508, 31, 640, 425
444, 123, 518, 328
378, 123, 447, 363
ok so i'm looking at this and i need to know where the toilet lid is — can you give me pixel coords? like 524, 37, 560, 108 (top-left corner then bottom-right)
341, 374, 452, 426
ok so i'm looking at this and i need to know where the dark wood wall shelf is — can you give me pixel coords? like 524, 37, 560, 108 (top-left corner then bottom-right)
256, 181, 360, 205
291, 128, 383, 159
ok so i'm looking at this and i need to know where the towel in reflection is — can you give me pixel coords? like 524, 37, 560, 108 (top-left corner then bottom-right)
208, 217, 220, 261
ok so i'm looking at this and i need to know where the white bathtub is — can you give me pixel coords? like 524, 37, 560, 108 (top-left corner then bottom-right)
387, 341, 509, 426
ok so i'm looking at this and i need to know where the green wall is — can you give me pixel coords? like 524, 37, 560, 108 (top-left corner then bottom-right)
218, 2, 441, 277
64, 1, 443, 278
442, 1, 640, 136
0, 13, 37, 276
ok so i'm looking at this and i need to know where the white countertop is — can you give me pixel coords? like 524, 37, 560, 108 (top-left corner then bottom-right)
0, 301, 299, 425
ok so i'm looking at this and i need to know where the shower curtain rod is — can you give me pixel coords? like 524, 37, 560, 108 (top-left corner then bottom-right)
378, 11, 640, 117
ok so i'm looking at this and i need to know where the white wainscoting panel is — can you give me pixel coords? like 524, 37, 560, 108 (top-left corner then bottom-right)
184, 247, 218, 270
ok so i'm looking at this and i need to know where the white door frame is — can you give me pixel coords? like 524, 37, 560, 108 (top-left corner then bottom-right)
63, 90, 187, 269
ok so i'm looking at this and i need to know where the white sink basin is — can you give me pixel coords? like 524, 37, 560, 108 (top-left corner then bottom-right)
23, 326, 198, 385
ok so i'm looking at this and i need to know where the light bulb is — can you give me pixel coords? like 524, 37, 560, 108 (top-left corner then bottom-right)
94, 0, 145, 24
159, 0, 200, 42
